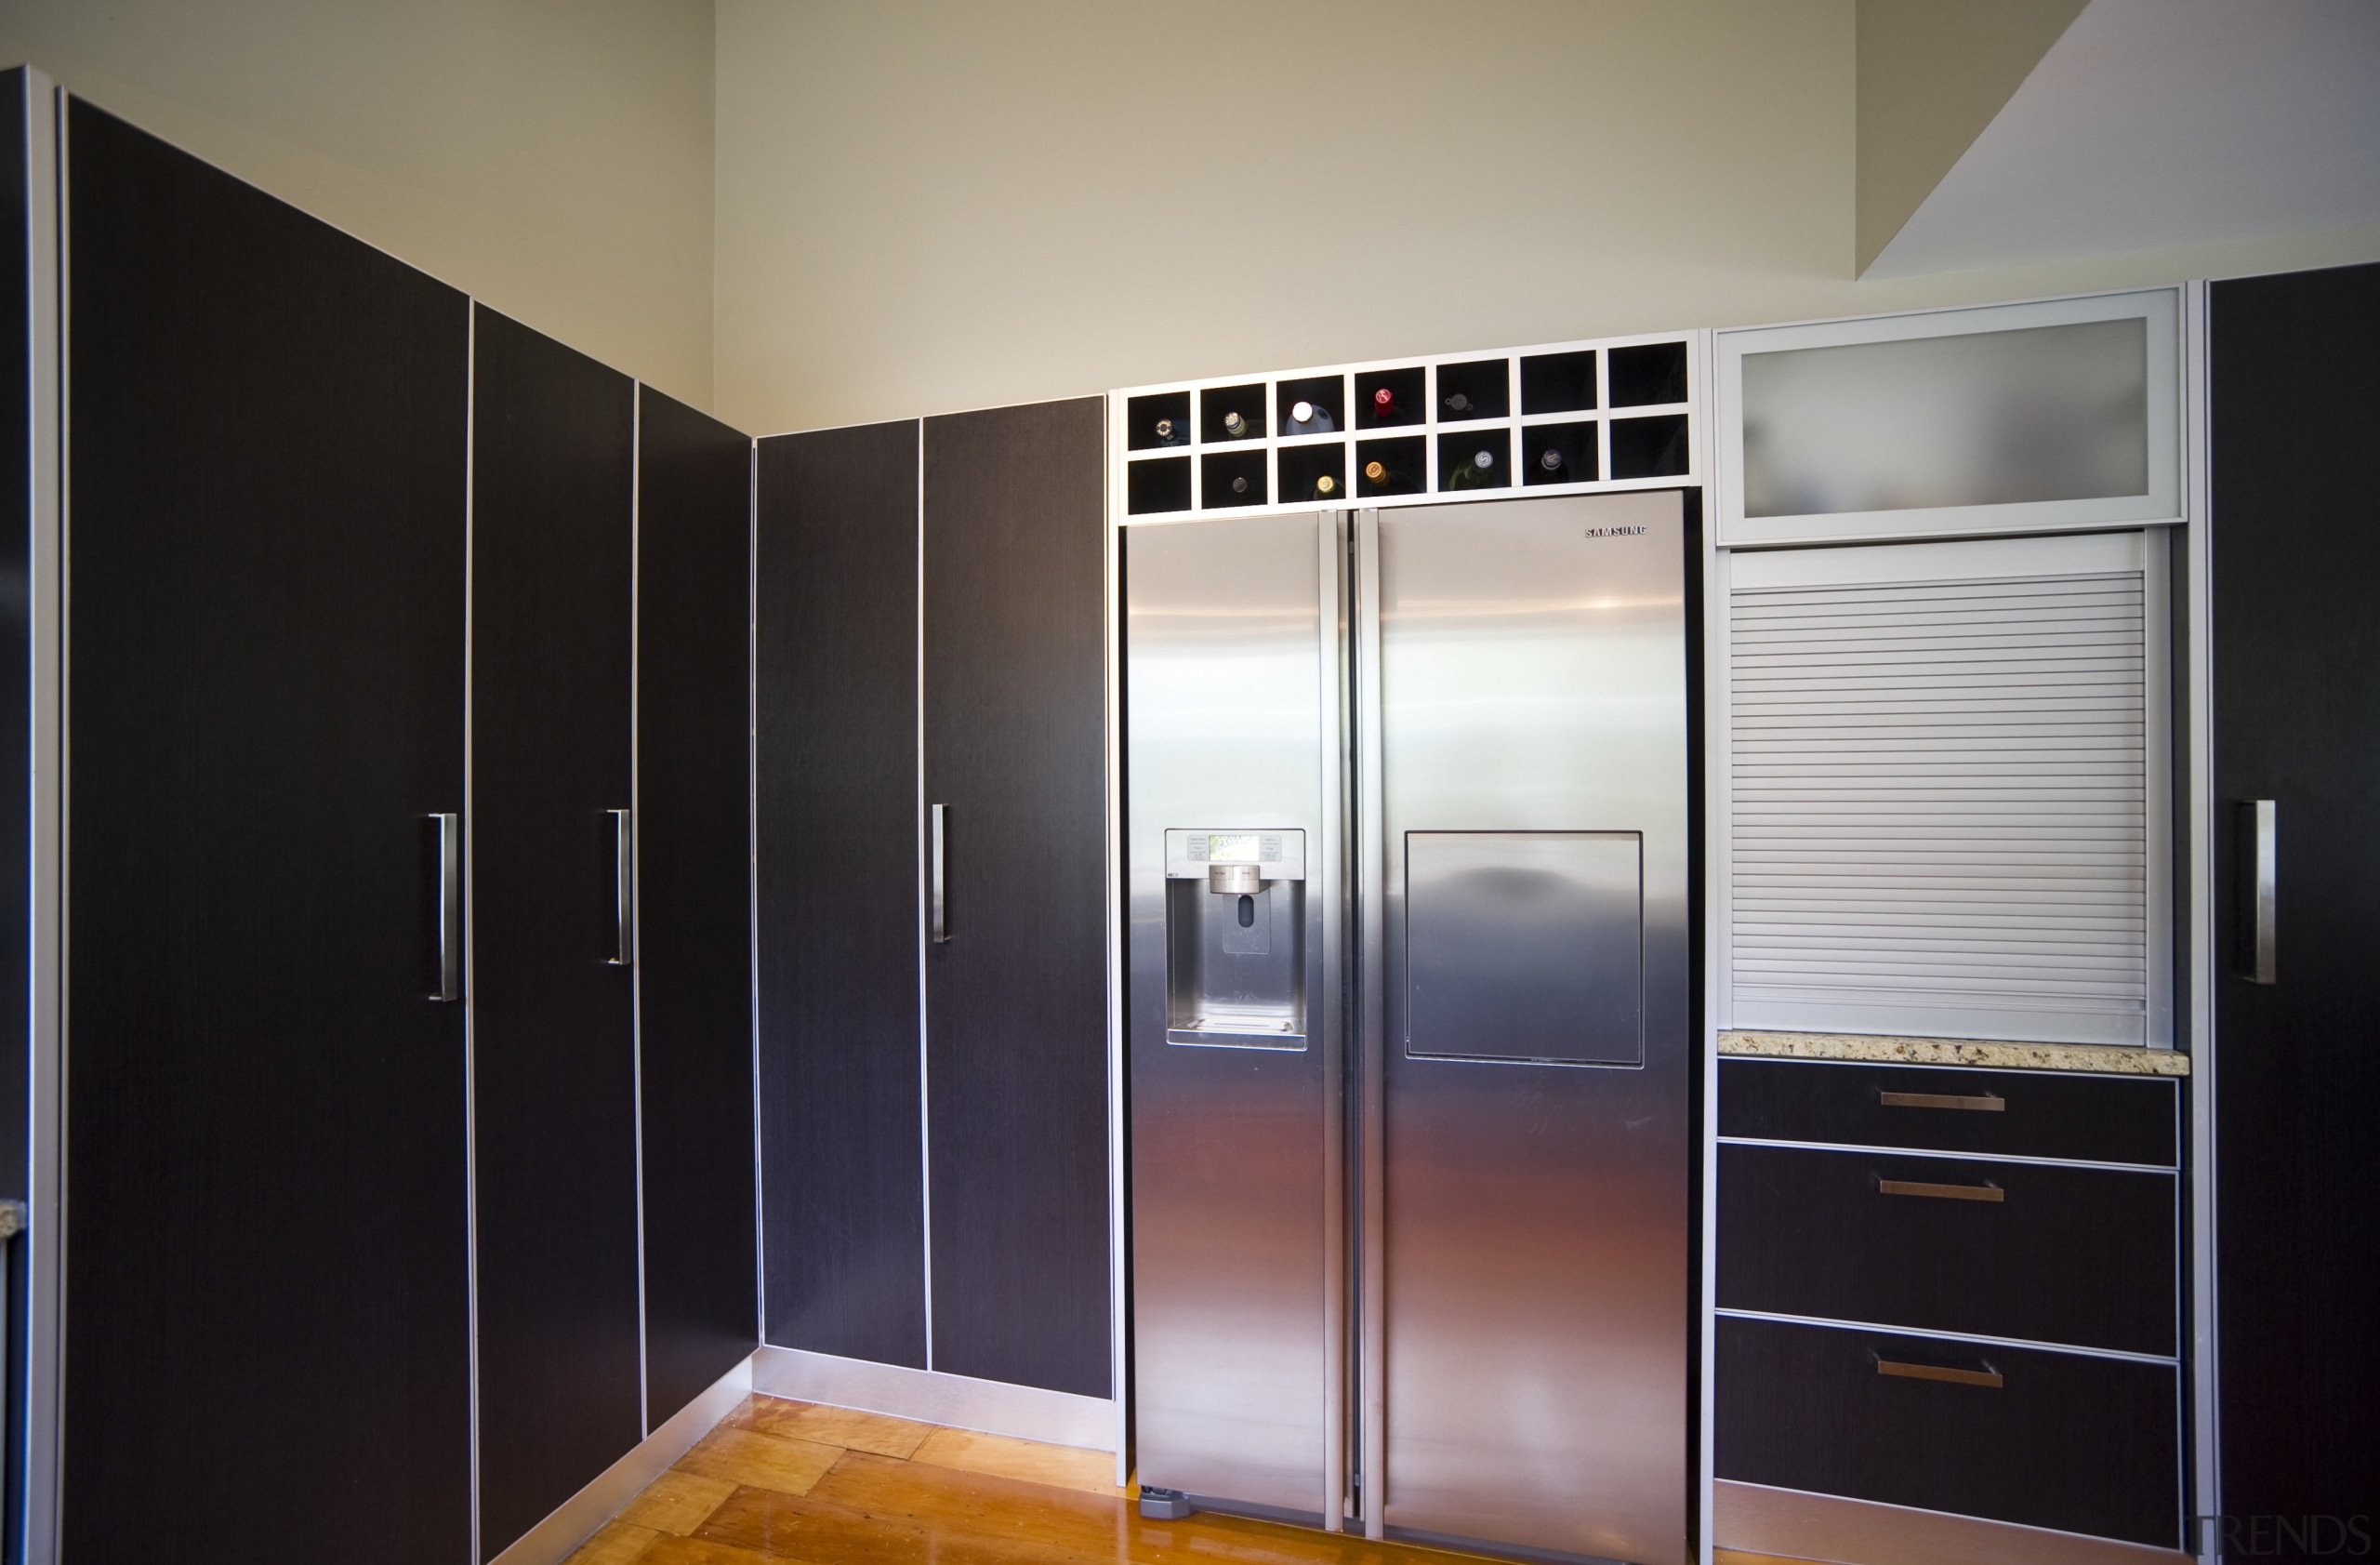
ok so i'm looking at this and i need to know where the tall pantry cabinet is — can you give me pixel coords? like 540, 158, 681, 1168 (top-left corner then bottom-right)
11, 81, 757, 1563
757, 401, 1111, 1399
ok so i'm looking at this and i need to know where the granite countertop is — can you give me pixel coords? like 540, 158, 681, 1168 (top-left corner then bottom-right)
1718, 1029, 2190, 1077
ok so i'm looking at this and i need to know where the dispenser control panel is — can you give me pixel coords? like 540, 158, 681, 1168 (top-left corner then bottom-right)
1163, 829, 1305, 881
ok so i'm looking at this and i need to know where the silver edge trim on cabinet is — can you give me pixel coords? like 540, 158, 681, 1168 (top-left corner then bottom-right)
1317, 510, 1348, 1531
747, 436, 767, 1352
628, 388, 648, 1435
753, 1345, 1117, 1451
25, 68, 65, 1565
1714, 1136, 2179, 1176
1712, 1309, 2182, 1368
1696, 325, 1724, 1565
2181, 277, 2218, 1560
1353, 509, 1385, 1540
462, 297, 483, 1564
487, 1355, 754, 1565
1102, 396, 1129, 1485
914, 417, 933, 1369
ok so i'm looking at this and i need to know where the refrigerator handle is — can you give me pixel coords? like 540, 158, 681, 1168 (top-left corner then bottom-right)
427, 812, 461, 1001
1354, 509, 1388, 1540
1318, 510, 1350, 1532
2238, 799, 2276, 984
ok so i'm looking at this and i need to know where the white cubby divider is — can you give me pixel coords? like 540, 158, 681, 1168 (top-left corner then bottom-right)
1113, 329, 1702, 524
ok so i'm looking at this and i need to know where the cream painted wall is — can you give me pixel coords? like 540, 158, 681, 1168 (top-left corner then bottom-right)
714, 0, 2380, 436
2, 0, 718, 410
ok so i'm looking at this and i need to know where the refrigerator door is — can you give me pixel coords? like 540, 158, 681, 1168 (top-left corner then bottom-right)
1126, 512, 1347, 1519
1364, 491, 1691, 1564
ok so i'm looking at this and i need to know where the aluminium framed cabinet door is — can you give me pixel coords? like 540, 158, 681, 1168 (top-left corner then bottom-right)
62, 99, 471, 1561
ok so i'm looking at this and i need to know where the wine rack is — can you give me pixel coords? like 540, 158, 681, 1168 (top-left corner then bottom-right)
1113, 330, 1699, 522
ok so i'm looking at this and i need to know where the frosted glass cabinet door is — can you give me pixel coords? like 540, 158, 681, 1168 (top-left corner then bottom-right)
1716, 289, 2179, 545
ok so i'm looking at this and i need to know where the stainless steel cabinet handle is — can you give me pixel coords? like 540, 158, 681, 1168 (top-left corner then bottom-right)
2238, 799, 2277, 984
1876, 1356, 2003, 1389
1876, 1175, 2003, 1202
608, 808, 632, 966
930, 803, 948, 943
1879, 1089, 2004, 1113
429, 812, 461, 1001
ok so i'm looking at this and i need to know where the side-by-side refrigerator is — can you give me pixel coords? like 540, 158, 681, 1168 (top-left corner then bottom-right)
1127, 491, 1693, 1565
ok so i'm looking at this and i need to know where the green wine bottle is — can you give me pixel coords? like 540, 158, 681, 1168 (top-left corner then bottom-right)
1446, 448, 1500, 489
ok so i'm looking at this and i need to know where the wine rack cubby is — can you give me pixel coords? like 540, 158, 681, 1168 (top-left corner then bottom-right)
1115, 330, 1699, 521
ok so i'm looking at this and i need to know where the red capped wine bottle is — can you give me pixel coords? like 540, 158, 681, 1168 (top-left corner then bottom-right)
1371, 385, 1400, 422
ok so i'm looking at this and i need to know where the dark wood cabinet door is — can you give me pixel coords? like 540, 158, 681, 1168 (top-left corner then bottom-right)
63, 99, 471, 1562
755, 421, 926, 1368
635, 385, 759, 1423
469, 306, 641, 1556
2210, 261, 2380, 1536
922, 398, 1110, 1397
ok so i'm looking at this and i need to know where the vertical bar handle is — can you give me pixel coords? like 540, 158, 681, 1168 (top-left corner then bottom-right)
429, 812, 461, 1001
931, 803, 949, 943
608, 808, 633, 966
2237, 800, 2276, 984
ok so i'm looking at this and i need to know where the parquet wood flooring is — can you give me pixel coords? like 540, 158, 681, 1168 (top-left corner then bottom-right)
565, 1394, 1821, 1565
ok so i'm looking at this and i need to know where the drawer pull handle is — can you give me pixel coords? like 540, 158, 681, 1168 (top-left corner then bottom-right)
1877, 1357, 2003, 1389
1879, 1089, 2004, 1112
1877, 1176, 2003, 1202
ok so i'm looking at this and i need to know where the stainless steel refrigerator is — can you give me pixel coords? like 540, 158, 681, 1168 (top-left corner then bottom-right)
1127, 491, 1692, 1565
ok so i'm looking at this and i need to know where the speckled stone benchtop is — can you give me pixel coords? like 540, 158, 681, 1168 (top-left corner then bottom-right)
1719, 1029, 2190, 1076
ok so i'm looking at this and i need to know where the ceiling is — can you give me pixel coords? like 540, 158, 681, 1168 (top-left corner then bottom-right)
1866, 0, 2380, 278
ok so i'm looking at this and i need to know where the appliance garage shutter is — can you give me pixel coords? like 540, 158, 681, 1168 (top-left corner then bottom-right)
1723, 531, 2170, 1048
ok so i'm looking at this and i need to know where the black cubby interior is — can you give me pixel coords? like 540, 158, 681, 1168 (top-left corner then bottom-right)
1435, 359, 1509, 421
1609, 341, 1687, 407
1199, 383, 1267, 443
1437, 428, 1512, 492
1610, 414, 1689, 479
1523, 422, 1599, 485
1522, 351, 1597, 415
1127, 391, 1192, 450
1128, 456, 1192, 514
1200, 447, 1268, 508
1355, 436, 1427, 497
1355, 366, 1426, 430
1278, 375, 1344, 436
1278, 442, 1347, 504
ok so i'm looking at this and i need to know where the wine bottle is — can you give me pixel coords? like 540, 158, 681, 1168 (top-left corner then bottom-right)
1152, 417, 1181, 446
1313, 472, 1339, 499
1539, 446, 1566, 473
1229, 474, 1250, 496
1285, 399, 1337, 435
1443, 391, 1472, 414
1223, 410, 1251, 439
1446, 448, 1500, 489
1371, 385, 1399, 422
1363, 458, 1399, 491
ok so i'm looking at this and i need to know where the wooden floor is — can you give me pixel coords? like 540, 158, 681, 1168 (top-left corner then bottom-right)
563, 1393, 1811, 1565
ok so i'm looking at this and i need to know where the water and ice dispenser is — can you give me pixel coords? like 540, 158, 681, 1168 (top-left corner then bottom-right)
1162, 829, 1306, 1049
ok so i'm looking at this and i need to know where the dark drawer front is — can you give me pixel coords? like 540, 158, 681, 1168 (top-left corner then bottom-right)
1717, 1143, 2176, 1357
1719, 1057, 2178, 1166
1716, 1315, 2181, 1548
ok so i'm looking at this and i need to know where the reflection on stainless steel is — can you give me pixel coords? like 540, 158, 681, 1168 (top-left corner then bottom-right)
1377, 491, 1688, 1564
1406, 830, 1643, 1066
1128, 513, 1332, 1514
